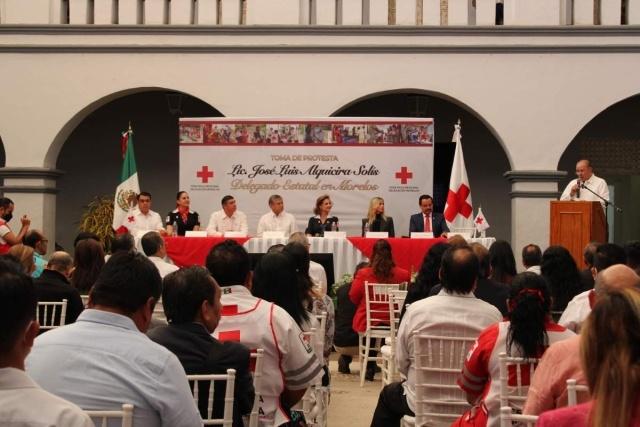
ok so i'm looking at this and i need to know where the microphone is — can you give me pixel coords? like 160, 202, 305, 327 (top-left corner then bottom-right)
575, 180, 581, 198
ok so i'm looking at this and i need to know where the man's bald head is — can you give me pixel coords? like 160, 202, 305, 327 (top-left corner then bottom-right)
594, 264, 640, 296
47, 251, 74, 275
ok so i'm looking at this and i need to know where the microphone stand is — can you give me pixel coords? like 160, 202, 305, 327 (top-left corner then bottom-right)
580, 182, 623, 241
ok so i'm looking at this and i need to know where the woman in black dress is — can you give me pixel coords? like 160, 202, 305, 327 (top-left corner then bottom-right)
361, 196, 395, 237
305, 194, 339, 237
165, 191, 200, 236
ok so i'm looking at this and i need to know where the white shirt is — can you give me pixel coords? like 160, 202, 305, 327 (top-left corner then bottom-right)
560, 174, 609, 208
397, 289, 502, 413
256, 211, 296, 237
148, 256, 179, 278
123, 208, 164, 237
0, 219, 11, 246
0, 367, 93, 427
206, 210, 248, 236
525, 265, 541, 275
309, 260, 328, 296
558, 289, 592, 333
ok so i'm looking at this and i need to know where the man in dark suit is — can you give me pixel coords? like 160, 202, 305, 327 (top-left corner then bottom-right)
34, 252, 84, 324
408, 194, 449, 237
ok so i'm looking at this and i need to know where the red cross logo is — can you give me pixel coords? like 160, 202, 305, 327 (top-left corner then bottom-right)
444, 184, 472, 222
196, 166, 214, 183
395, 166, 413, 184
475, 217, 484, 224
127, 216, 135, 223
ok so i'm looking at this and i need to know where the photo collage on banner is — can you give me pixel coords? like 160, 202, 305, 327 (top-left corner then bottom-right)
179, 118, 435, 237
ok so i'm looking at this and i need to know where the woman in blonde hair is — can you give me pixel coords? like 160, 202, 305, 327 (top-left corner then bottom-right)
537, 287, 640, 427
8, 243, 35, 275
361, 197, 395, 237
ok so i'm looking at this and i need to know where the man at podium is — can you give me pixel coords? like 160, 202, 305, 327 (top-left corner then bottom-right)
560, 159, 609, 209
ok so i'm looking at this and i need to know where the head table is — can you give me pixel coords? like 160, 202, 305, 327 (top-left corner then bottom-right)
164, 236, 496, 282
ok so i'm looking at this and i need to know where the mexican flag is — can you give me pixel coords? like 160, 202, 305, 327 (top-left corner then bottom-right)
112, 128, 140, 231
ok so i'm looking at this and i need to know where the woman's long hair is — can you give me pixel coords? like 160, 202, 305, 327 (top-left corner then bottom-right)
582, 288, 640, 427
252, 251, 309, 327
370, 239, 395, 282
489, 240, 517, 285
541, 245, 582, 311
366, 197, 386, 225
412, 243, 451, 297
283, 242, 315, 305
71, 238, 105, 293
506, 272, 551, 358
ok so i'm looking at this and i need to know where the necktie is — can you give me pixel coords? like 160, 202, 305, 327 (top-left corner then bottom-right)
424, 215, 431, 232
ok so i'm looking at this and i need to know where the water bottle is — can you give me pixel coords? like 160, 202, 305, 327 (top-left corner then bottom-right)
172, 221, 178, 237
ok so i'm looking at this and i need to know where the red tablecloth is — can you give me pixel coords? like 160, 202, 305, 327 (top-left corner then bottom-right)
165, 237, 250, 267
347, 237, 447, 274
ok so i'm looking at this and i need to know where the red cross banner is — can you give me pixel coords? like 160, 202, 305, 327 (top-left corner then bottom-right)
179, 118, 434, 236
444, 121, 474, 232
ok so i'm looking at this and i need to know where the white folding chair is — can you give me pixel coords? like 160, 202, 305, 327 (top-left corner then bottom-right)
85, 403, 134, 427
498, 352, 540, 425
153, 299, 166, 322
566, 378, 590, 406
499, 407, 538, 427
358, 282, 399, 386
37, 299, 68, 330
405, 333, 477, 427
80, 294, 90, 307
380, 289, 408, 387
247, 349, 264, 427
187, 369, 236, 426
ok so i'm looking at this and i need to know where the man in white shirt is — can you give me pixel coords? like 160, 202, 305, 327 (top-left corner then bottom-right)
370, 246, 502, 427
123, 192, 166, 237
206, 195, 249, 236
521, 243, 542, 274
288, 231, 328, 296
560, 159, 609, 208
141, 231, 179, 278
256, 194, 297, 237
0, 259, 92, 427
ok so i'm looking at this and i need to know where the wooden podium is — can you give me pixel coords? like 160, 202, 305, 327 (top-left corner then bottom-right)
550, 201, 606, 269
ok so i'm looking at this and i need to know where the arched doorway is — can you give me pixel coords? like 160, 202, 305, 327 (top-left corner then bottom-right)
55, 90, 221, 250
558, 94, 640, 244
334, 91, 512, 240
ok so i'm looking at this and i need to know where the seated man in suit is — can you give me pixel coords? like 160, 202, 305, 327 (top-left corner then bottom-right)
408, 194, 449, 237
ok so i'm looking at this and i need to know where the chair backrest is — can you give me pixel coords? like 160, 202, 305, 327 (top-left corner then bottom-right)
248, 349, 264, 427
566, 378, 590, 406
412, 333, 477, 426
152, 299, 166, 322
499, 407, 538, 427
186, 369, 236, 426
314, 311, 327, 358
37, 299, 68, 330
80, 294, 90, 307
364, 282, 399, 334
388, 289, 408, 345
85, 403, 134, 427
498, 352, 540, 412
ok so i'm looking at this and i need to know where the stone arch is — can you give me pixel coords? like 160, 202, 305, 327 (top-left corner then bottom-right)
53, 88, 222, 250
558, 93, 640, 243
332, 89, 513, 240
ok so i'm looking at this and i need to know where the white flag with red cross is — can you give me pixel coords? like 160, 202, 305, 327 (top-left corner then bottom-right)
474, 206, 490, 233
444, 121, 474, 231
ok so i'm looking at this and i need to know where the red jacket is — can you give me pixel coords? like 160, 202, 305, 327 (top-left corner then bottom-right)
349, 266, 410, 333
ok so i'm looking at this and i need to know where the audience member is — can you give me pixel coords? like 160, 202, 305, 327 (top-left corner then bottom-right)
0, 197, 31, 254
8, 244, 35, 275
24, 229, 48, 278
141, 231, 179, 278
447, 234, 468, 248
537, 287, 640, 427
521, 243, 542, 274
454, 272, 574, 427
402, 242, 450, 318
148, 267, 254, 427
256, 194, 297, 238
541, 245, 583, 313
27, 251, 202, 427
525, 264, 640, 416
334, 262, 368, 375
559, 242, 627, 332
0, 269, 92, 426
34, 251, 84, 324
350, 239, 410, 381
206, 240, 323, 426
488, 240, 517, 285
70, 238, 105, 293
370, 246, 501, 427
109, 232, 135, 256
288, 231, 328, 296
72, 231, 100, 249
579, 241, 599, 290
625, 240, 640, 276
